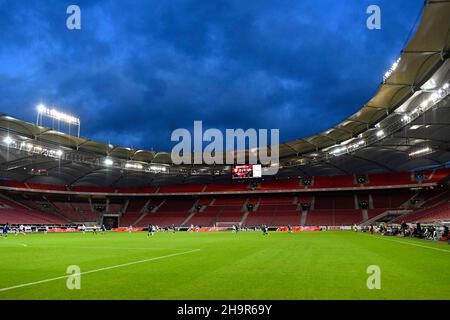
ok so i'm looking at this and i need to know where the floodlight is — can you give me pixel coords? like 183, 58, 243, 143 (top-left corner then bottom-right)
125, 162, 143, 170
3, 136, 14, 145
409, 147, 432, 157
36, 104, 81, 137
37, 104, 46, 113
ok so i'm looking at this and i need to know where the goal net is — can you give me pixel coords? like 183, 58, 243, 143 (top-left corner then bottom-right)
215, 222, 242, 229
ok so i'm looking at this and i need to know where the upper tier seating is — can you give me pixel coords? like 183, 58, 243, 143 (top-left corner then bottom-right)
254, 178, 301, 190
158, 184, 204, 193
213, 198, 246, 206
366, 172, 413, 186
259, 196, 295, 204
0, 168, 448, 195
313, 175, 355, 188
204, 182, 250, 192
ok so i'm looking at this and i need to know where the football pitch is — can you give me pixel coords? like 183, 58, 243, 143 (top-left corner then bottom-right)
0, 231, 449, 300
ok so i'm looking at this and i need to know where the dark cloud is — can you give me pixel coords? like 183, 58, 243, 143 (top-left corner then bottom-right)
0, 0, 424, 150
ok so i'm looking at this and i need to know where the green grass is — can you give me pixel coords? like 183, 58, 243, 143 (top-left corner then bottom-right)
0, 231, 449, 300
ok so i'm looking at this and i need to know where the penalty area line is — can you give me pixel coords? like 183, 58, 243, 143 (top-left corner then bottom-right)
0, 249, 200, 293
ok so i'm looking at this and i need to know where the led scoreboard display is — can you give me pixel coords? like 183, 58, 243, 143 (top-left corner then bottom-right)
231, 164, 262, 179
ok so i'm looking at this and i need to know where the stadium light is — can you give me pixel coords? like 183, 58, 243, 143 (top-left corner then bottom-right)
149, 165, 167, 172
430, 92, 439, 103
409, 147, 432, 157
125, 162, 143, 170
104, 158, 114, 166
383, 57, 401, 82
37, 104, 46, 113
402, 114, 409, 122
376, 130, 384, 137
36, 104, 81, 137
3, 136, 14, 145
56, 150, 63, 157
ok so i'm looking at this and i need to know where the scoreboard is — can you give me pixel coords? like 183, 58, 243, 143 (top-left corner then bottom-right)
231, 164, 262, 179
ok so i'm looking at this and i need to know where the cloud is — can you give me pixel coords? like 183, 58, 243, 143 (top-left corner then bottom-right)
0, 0, 424, 151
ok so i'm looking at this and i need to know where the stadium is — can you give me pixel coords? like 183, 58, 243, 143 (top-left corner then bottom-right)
0, 0, 450, 301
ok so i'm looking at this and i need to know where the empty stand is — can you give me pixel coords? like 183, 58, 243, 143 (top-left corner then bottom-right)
371, 190, 414, 209
314, 194, 355, 209
0, 196, 68, 224
133, 198, 197, 227
137, 212, 190, 227
52, 200, 101, 223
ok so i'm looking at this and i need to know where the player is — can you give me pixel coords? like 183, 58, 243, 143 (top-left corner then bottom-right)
232, 224, 237, 233
147, 224, 154, 237
262, 225, 268, 236
15, 224, 25, 236
2, 222, 10, 238
81, 224, 86, 234
101, 224, 106, 234
92, 225, 97, 235
172, 224, 176, 234
287, 225, 292, 233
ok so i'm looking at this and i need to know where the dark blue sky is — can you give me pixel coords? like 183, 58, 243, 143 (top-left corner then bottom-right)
0, 0, 424, 151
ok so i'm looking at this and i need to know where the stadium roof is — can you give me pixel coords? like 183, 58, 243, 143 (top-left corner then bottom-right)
0, 0, 450, 186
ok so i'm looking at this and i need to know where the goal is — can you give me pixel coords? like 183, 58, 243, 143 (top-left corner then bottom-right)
214, 222, 242, 229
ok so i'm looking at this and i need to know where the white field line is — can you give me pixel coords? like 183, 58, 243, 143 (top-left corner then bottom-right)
374, 235, 450, 253
29, 245, 198, 251
0, 244, 196, 251
0, 249, 200, 293
0, 242, 29, 248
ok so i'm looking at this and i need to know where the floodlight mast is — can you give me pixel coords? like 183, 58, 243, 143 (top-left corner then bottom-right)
36, 104, 81, 137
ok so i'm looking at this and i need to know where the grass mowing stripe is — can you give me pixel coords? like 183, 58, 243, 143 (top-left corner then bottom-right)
372, 235, 450, 253
0, 249, 200, 293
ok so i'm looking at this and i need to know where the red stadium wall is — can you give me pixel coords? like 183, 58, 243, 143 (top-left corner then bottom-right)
0, 168, 449, 227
